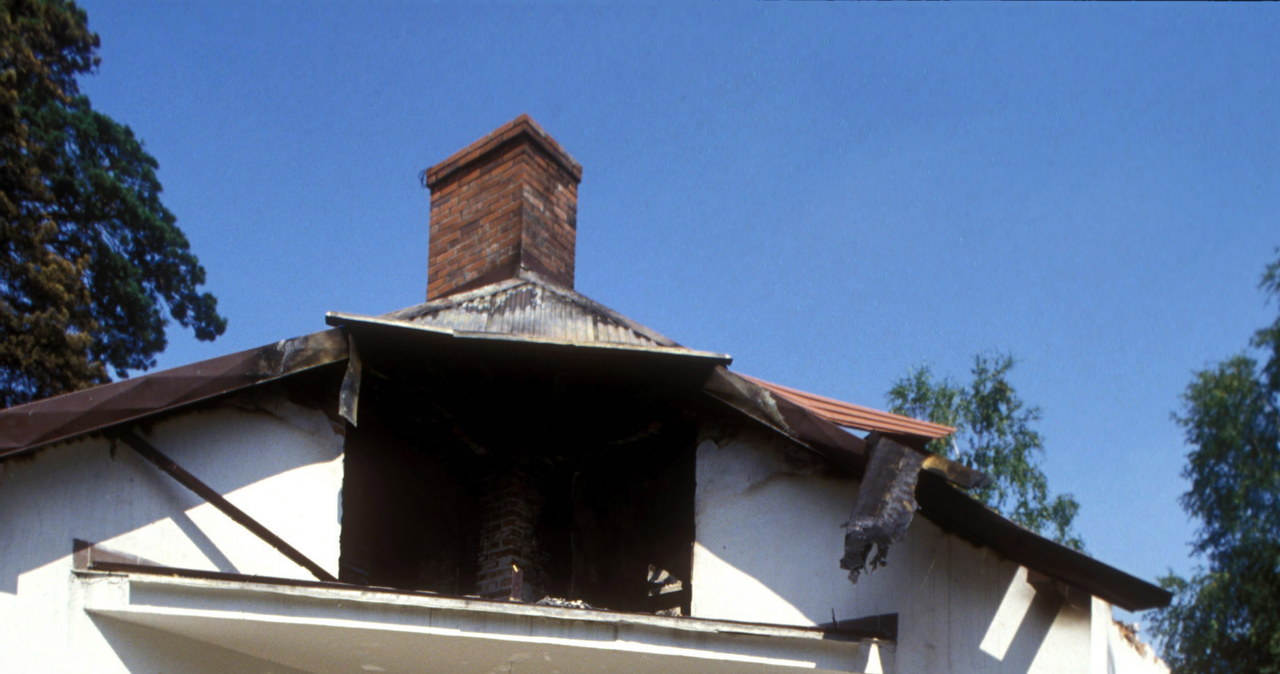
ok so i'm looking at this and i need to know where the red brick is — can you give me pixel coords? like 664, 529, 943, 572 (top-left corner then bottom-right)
424, 116, 581, 300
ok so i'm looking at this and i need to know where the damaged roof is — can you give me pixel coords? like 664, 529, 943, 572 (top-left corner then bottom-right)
0, 330, 347, 458
739, 374, 955, 440
0, 275, 1171, 611
383, 271, 684, 350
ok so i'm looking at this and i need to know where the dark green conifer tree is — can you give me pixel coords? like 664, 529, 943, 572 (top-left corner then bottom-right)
0, 0, 225, 407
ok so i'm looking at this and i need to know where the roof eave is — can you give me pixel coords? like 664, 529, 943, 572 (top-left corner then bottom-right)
0, 329, 348, 459
326, 311, 731, 364
915, 471, 1172, 611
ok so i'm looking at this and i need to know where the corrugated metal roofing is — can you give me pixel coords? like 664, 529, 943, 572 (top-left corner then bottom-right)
326, 311, 732, 364
738, 374, 956, 439
388, 273, 951, 441
386, 273, 682, 349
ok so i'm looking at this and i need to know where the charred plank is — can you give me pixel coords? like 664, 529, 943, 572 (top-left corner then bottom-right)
840, 433, 924, 582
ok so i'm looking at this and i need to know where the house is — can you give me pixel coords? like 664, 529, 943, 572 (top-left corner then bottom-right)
0, 115, 1171, 673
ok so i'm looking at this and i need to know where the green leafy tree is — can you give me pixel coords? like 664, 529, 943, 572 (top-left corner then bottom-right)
887, 353, 1084, 550
1149, 254, 1280, 672
0, 0, 225, 408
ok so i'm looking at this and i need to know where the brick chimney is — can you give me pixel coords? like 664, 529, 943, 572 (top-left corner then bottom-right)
422, 114, 583, 300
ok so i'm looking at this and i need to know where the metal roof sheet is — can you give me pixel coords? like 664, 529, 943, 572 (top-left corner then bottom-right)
325, 311, 732, 364
385, 272, 683, 350
0, 330, 348, 457
738, 374, 956, 439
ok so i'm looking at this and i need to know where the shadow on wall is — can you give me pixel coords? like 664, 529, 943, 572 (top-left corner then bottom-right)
693, 433, 876, 626
90, 615, 308, 673
0, 377, 344, 595
695, 433, 1069, 672
981, 586, 1063, 672
168, 508, 242, 575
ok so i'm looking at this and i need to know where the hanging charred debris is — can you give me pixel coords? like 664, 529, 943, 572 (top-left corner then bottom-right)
840, 434, 926, 583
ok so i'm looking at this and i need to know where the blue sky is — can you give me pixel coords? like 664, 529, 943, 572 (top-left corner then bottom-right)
77, 2, 1278, 624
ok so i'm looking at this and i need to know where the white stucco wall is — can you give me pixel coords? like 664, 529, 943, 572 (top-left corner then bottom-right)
1096, 601, 1170, 674
0, 390, 343, 672
692, 431, 1140, 674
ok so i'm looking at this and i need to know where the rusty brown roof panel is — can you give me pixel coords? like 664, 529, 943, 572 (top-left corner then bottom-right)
708, 369, 986, 490
0, 330, 347, 458
739, 374, 956, 439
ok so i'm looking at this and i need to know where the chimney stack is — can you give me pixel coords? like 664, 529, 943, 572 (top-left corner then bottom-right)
423, 115, 583, 300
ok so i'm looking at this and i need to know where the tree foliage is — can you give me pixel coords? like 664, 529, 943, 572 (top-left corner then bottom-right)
1149, 254, 1280, 673
0, 0, 225, 407
887, 353, 1084, 550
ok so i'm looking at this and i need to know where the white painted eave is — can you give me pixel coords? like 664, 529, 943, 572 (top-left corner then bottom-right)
78, 571, 892, 674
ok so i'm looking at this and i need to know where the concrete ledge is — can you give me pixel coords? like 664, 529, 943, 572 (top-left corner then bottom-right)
79, 571, 893, 673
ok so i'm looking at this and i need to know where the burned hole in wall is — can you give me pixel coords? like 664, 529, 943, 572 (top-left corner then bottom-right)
338, 340, 700, 615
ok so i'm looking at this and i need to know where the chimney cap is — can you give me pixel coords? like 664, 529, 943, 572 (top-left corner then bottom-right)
423, 114, 583, 190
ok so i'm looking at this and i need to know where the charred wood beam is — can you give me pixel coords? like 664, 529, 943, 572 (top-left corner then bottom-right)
840, 433, 924, 583
700, 367, 869, 474
117, 431, 337, 582
702, 368, 992, 490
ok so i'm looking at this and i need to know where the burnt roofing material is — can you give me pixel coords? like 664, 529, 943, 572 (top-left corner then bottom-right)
385, 271, 682, 350
0, 281, 1171, 611
325, 310, 732, 369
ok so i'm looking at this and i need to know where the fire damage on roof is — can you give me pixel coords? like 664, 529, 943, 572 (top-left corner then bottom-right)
0, 113, 1170, 627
